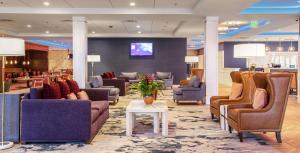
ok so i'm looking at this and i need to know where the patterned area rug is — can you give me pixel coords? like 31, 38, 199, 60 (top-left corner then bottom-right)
5, 90, 280, 153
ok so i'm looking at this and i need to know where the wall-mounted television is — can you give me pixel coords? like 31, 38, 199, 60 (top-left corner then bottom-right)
130, 42, 153, 57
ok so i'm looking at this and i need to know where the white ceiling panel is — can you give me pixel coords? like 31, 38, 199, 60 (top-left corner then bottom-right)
123, 20, 152, 33
64, 0, 112, 8
0, 0, 29, 7
151, 20, 179, 33
21, 0, 71, 8
110, 0, 155, 8
155, 0, 199, 8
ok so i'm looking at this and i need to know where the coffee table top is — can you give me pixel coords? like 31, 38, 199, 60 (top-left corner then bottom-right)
126, 100, 168, 113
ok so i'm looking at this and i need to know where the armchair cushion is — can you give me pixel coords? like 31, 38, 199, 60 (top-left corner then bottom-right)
252, 88, 268, 109
188, 76, 201, 88
156, 72, 171, 80
229, 82, 243, 99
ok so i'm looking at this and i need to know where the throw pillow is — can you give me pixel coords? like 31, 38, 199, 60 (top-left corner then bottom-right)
188, 76, 201, 88
252, 88, 268, 109
66, 80, 80, 93
67, 92, 78, 100
58, 81, 71, 98
77, 91, 90, 100
229, 82, 243, 99
91, 76, 103, 88
43, 82, 62, 99
156, 72, 171, 80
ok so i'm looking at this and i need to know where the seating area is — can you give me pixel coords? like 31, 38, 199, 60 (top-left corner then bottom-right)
0, 0, 300, 153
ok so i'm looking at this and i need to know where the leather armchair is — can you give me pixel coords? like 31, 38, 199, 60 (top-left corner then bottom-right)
210, 71, 255, 119
227, 73, 292, 143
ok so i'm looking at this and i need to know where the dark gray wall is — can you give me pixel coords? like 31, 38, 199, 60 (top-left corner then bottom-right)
88, 38, 187, 83
224, 41, 299, 68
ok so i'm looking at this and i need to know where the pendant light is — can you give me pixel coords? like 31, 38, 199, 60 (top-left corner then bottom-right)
288, 39, 295, 52
14, 57, 18, 64
276, 38, 283, 52
265, 38, 270, 52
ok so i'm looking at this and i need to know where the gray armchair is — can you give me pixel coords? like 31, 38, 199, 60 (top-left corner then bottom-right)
88, 76, 120, 104
156, 72, 173, 89
173, 76, 205, 104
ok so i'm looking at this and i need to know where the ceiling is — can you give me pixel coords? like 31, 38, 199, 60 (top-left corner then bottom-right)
0, 0, 298, 49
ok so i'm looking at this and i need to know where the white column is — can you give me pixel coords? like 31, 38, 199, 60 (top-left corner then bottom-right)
72, 16, 88, 88
204, 16, 219, 104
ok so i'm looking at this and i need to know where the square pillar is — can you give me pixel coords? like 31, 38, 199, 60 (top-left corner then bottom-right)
72, 16, 88, 88
204, 16, 219, 104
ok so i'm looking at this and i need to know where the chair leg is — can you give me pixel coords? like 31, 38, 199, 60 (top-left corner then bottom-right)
275, 131, 282, 143
228, 126, 232, 133
211, 113, 214, 119
238, 132, 243, 142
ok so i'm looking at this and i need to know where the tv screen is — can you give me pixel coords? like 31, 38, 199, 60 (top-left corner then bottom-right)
130, 43, 153, 56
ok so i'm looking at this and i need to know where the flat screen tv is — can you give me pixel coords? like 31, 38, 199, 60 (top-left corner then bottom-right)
130, 42, 153, 56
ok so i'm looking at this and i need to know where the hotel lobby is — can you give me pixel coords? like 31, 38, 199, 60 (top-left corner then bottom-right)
0, 0, 299, 152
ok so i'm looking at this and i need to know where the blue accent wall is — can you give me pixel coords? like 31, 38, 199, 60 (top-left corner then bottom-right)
224, 41, 299, 68
88, 38, 187, 83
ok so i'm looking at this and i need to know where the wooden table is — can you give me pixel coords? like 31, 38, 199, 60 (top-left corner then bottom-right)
126, 100, 168, 136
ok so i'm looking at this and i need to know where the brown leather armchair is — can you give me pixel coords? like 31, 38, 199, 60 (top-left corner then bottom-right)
210, 71, 255, 119
227, 73, 292, 143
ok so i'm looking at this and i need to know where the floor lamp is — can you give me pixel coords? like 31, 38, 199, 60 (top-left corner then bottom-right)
0, 37, 25, 150
87, 55, 101, 77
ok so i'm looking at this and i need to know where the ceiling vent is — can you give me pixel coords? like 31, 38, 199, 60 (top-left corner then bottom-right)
0, 19, 15, 22
124, 20, 137, 23
61, 19, 72, 22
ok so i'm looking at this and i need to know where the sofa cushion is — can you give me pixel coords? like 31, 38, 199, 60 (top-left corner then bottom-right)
67, 92, 78, 100
77, 91, 90, 100
109, 88, 120, 96
156, 72, 171, 80
188, 76, 201, 88
58, 81, 71, 98
229, 82, 243, 99
121, 72, 137, 80
43, 82, 62, 99
66, 80, 80, 93
252, 88, 268, 109
30, 87, 43, 99
91, 76, 103, 88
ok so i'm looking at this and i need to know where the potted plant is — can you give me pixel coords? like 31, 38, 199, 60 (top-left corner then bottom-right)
133, 74, 162, 105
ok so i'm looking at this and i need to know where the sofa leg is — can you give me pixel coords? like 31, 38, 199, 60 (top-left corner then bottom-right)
275, 131, 282, 143
229, 126, 232, 133
211, 113, 214, 119
238, 132, 243, 142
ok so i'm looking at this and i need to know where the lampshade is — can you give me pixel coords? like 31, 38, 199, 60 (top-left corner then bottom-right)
0, 37, 25, 56
185, 56, 199, 63
87, 55, 101, 62
234, 43, 266, 58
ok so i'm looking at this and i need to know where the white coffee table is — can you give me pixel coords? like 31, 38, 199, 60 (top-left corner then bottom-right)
126, 100, 168, 136
220, 105, 229, 131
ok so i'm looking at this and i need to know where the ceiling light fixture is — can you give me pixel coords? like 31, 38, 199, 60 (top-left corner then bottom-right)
45, 30, 50, 34
92, 31, 96, 34
276, 39, 283, 52
43, 1, 50, 6
136, 25, 141, 28
130, 2, 136, 6
137, 31, 142, 34
26, 24, 32, 28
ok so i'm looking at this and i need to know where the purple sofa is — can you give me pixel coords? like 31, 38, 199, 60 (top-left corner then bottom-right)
21, 88, 110, 144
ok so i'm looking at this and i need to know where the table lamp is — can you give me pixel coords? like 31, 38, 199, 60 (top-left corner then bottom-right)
0, 37, 25, 150
87, 55, 101, 77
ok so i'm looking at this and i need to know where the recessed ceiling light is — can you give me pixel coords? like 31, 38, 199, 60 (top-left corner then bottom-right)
136, 25, 141, 28
26, 24, 32, 28
43, 1, 50, 6
92, 31, 96, 34
45, 30, 50, 34
130, 2, 136, 6
137, 31, 142, 34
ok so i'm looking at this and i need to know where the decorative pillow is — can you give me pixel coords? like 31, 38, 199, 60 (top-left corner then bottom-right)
229, 82, 243, 99
121, 72, 137, 80
66, 80, 80, 93
188, 76, 201, 88
58, 81, 71, 98
90, 76, 103, 88
67, 92, 78, 100
156, 72, 171, 80
43, 82, 62, 99
252, 88, 268, 109
77, 91, 90, 100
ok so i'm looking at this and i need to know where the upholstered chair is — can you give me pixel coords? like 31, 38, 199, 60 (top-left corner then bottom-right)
210, 71, 255, 119
180, 69, 204, 86
227, 73, 292, 143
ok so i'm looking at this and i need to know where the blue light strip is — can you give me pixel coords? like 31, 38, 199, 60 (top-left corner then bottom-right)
241, 0, 300, 14
28, 39, 72, 49
258, 32, 299, 36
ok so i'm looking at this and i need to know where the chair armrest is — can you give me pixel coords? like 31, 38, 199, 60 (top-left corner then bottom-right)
210, 96, 229, 102
227, 103, 253, 110
21, 99, 91, 142
101, 86, 115, 88
103, 79, 126, 96
82, 88, 109, 101
117, 76, 129, 82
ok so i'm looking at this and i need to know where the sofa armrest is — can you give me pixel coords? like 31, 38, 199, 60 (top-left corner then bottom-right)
82, 88, 109, 101
227, 103, 253, 110
103, 79, 126, 96
21, 99, 92, 142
